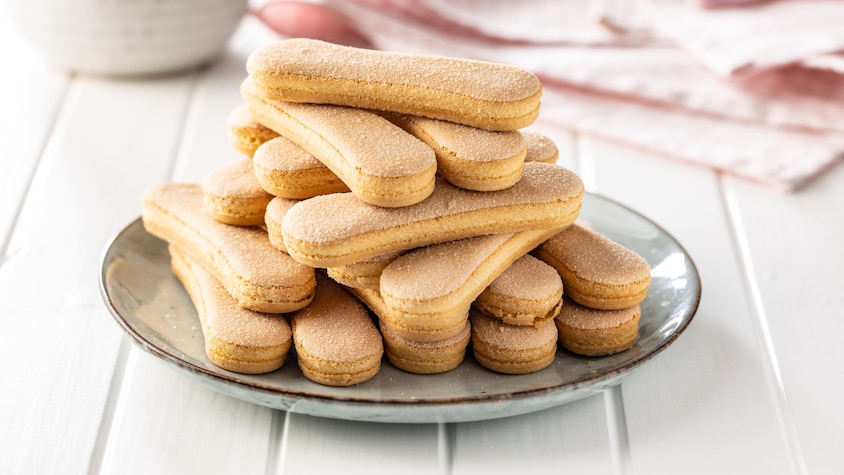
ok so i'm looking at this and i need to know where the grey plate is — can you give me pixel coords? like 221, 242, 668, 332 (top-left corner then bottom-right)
99, 193, 700, 423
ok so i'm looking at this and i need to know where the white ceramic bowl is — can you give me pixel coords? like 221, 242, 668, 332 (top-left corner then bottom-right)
7, 0, 249, 76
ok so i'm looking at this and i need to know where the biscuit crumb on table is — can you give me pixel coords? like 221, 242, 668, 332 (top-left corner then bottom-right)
140, 38, 650, 384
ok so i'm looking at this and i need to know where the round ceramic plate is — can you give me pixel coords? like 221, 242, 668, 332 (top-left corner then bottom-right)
99, 193, 700, 423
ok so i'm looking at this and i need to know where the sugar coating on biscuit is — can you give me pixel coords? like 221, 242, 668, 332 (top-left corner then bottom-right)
554, 298, 640, 356
253, 136, 350, 199
541, 225, 650, 286
556, 299, 640, 331
142, 183, 315, 313
280, 162, 584, 260
247, 38, 540, 104
227, 104, 278, 155
487, 254, 562, 301
291, 274, 383, 363
523, 130, 559, 164
203, 158, 271, 199
254, 136, 326, 172
169, 245, 292, 374
470, 311, 557, 351
381, 234, 511, 300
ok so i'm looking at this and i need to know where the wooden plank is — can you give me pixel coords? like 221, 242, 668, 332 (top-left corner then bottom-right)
99, 351, 273, 475
453, 395, 616, 475
0, 72, 195, 474
97, 19, 285, 475
0, 13, 69, 245
278, 413, 441, 475
723, 163, 844, 474
577, 137, 797, 474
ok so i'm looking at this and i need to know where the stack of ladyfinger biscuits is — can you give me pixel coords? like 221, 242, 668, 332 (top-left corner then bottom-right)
141, 39, 651, 386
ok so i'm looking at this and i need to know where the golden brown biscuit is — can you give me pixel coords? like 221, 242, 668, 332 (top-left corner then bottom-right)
379, 229, 562, 335
522, 130, 559, 164
278, 162, 584, 267
555, 297, 640, 356
385, 113, 526, 191
142, 183, 315, 313
533, 224, 650, 310
246, 38, 541, 131
350, 287, 469, 343
202, 158, 273, 226
263, 196, 299, 253
252, 136, 350, 199
289, 273, 384, 386
379, 318, 470, 374
326, 252, 402, 290
242, 77, 437, 208
469, 309, 558, 374
169, 245, 292, 374
474, 254, 563, 327
227, 104, 279, 156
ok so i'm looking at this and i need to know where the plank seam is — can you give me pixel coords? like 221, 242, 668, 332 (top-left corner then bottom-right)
265, 410, 288, 475
0, 74, 72, 269
604, 386, 633, 475
720, 177, 808, 475
87, 338, 131, 475
437, 422, 455, 475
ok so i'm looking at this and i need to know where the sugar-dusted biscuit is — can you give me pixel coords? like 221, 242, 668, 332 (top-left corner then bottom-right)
242, 78, 437, 208
227, 104, 278, 156
202, 158, 273, 226
469, 309, 558, 374
379, 229, 561, 334
522, 130, 559, 164
278, 162, 584, 267
555, 297, 640, 356
474, 254, 563, 327
385, 113, 526, 191
289, 273, 383, 386
246, 38, 542, 131
533, 224, 650, 310
326, 252, 401, 290
169, 245, 292, 374
263, 196, 299, 253
252, 136, 350, 199
379, 318, 470, 374
142, 183, 315, 313
350, 287, 469, 343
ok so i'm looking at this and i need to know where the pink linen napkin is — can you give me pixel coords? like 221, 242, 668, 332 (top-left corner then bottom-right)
643, 0, 844, 78
254, 0, 844, 191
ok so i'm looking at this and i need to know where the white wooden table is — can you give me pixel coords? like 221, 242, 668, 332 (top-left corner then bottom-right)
2, 12, 842, 475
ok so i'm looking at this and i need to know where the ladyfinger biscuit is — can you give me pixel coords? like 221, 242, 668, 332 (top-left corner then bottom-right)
202, 158, 273, 226
227, 104, 279, 156
142, 183, 315, 313
379, 229, 562, 332
278, 162, 584, 267
252, 136, 350, 199
555, 297, 641, 356
470, 309, 558, 374
533, 224, 651, 310
246, 38, 542, 131
289, 273, 383, 386
474, 254, 563, 327
385, 113, 526, 191
350, 287, 469, 343
169, 245, 292, 374
326, 252, 402, 290
379, 318, 470, 374
263, 196, 299, 253
523, 130, 559, 164
242, 78, 437, 207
